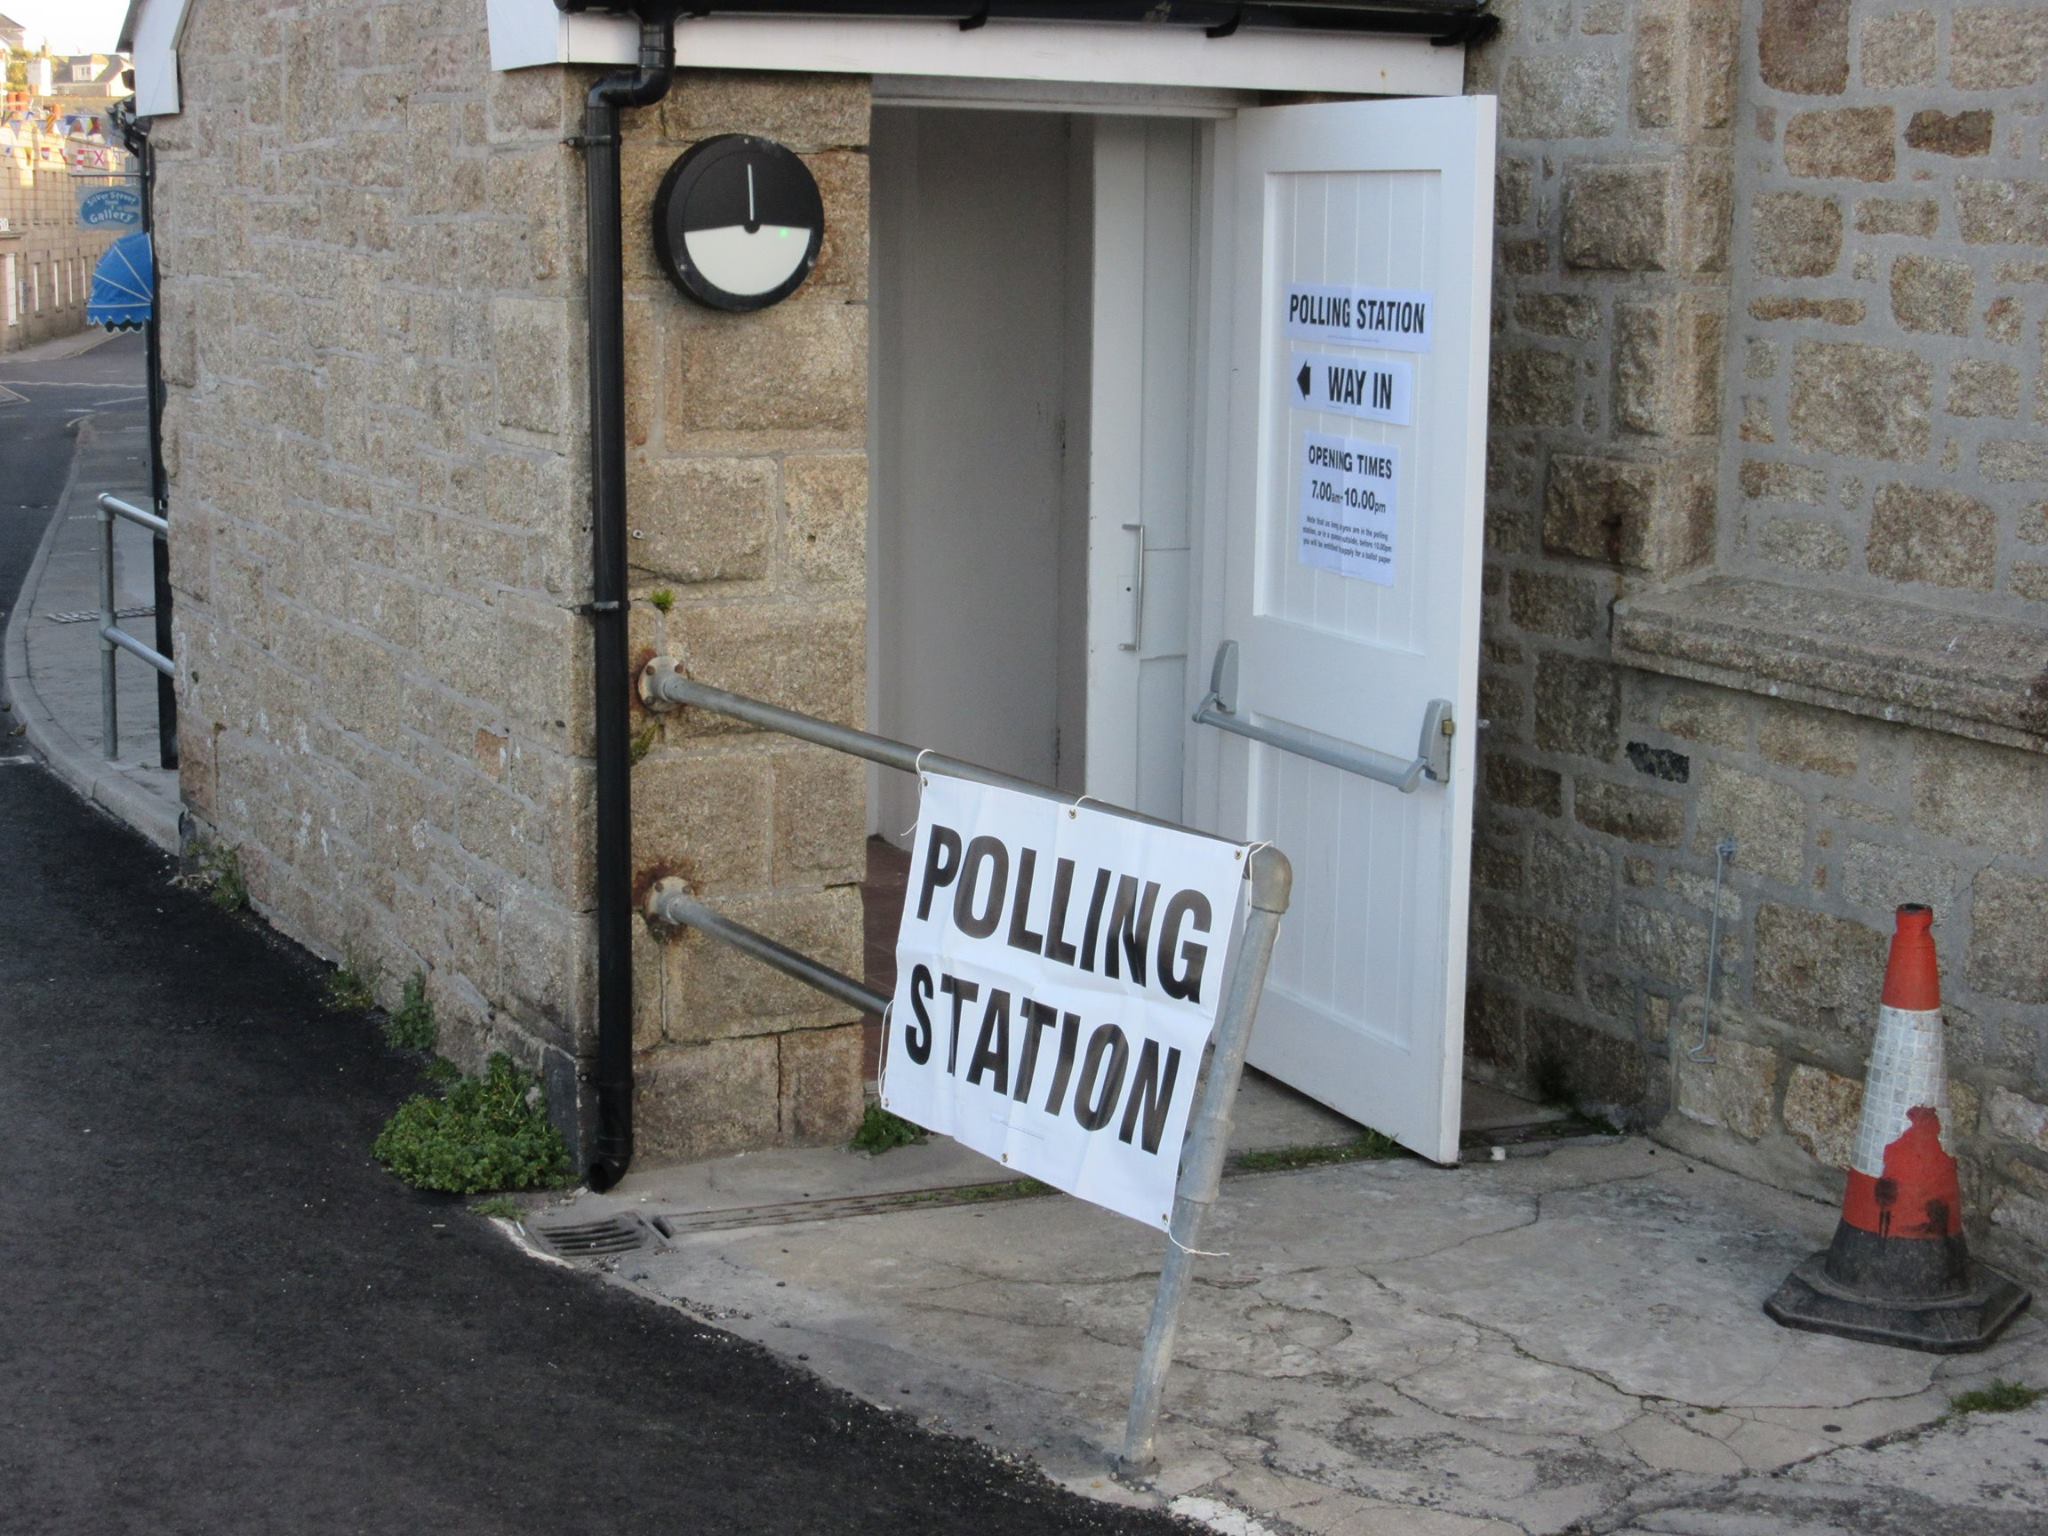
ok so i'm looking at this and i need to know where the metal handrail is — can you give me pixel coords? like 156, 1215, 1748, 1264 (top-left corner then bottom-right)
636, 651, 1291, 1475
646, 884, 890, 1017
1192, 639, 1451, 792
640, 658, 1246, 846
96, 493, 175, 759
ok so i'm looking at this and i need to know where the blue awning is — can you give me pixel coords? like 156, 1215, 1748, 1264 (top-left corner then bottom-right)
87, 232, 153, 331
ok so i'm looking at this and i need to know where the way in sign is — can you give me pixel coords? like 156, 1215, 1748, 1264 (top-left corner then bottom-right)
1290, 351, 1413, 427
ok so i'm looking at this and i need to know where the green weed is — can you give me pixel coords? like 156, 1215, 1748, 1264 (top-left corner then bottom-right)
421, 1057, 462, 1087
852, 1103, 928, 1154
470, 1195, 526, 1222
1231, 1130, 1403, 1174
324, 951, 383, 1014
190, 841, 249, 913
373, 1053, 572, 1194
385, 971, 437, 1052
1950, 1380, 2044, 1416
629, 724, 659, 766
648, 589, 676, 614
951, 1177, 1052, 1203
896, 1178, 1054, 1207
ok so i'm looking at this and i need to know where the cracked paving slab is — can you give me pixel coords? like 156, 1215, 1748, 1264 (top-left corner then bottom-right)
531, 1137, 2046, 1535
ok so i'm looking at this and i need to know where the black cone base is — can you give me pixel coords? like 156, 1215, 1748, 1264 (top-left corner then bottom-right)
1766, 1249, 2031, 1353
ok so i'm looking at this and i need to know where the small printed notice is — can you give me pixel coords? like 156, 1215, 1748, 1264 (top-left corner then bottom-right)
1285, 284, 1434, 353
1290, 351, 1414, 427
1299, 433, 1399, 586
883, 775, 1247, 1230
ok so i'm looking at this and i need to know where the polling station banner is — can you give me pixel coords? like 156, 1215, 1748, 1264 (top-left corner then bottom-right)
881, 775, 1247, 1230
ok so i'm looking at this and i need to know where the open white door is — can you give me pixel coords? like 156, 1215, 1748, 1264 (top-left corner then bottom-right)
1190, 96, 1494, 1165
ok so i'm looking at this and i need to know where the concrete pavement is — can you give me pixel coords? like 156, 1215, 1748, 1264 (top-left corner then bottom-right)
0, 330, 180, 849
531, 1121, 2047, 1534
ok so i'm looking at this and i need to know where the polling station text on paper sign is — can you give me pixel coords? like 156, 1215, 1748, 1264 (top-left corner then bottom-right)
882, 776, 1248, 1230
1284, 283, 1434, 353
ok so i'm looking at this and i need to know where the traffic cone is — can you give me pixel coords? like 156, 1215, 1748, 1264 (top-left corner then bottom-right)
1765, 904, 2030, 1352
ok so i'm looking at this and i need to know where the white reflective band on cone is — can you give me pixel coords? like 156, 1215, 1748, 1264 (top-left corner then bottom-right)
1851, 1004, 1951, 1177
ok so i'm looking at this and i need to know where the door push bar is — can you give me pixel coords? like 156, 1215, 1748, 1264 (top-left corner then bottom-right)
1192, 640, 1452, 793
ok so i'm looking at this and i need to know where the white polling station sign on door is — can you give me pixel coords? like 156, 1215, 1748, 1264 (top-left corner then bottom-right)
882, 775, 1247, 1230
1285, 283, 1434, 353
1300, 433, 1399, 586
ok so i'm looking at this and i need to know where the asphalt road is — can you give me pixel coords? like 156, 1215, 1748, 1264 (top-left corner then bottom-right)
0, 345, 1190, 1533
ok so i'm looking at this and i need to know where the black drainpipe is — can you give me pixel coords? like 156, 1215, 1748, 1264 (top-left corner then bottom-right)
112, 95, 177, 772
572, 3, 681, 1191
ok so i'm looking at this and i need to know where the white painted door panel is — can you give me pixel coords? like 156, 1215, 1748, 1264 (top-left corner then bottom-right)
1195, 96, 1494, 1165
1086, 117, 1199, 824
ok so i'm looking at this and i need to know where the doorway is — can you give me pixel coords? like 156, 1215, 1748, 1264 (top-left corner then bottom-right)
866, 105, 1201, 842
861, 94, 1499, 1164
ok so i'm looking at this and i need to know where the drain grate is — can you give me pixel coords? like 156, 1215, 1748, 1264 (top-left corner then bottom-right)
526, 1210, 659, 1261
47, 606, 155, 625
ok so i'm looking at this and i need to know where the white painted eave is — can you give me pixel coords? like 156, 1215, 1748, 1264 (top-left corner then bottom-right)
486, 2, 1467, 97
119, 0, 188, 115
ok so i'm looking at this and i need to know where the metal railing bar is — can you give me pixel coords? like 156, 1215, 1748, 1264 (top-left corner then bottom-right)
100, 623, 175, 678
649, 886, 890, 1017
97, 492, 169, 537
97, 493, 177, 758
641, 659, 1245, 849
1191, 640, 1451, 794
1195, 694, 1434, 791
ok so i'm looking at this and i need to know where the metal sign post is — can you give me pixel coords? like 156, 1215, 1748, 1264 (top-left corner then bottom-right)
1119, 842, 1289, 1474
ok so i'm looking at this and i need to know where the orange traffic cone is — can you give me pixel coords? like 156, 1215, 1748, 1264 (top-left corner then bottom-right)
1766, 904, 2030, 1351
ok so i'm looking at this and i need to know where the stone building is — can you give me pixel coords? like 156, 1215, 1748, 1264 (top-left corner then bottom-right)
1, 120, 131, 352
1468, 0, 2048, 1278
115, 0, 2046, 1282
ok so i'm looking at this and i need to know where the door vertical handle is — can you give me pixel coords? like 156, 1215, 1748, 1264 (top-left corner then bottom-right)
1121, 521, 1145, 652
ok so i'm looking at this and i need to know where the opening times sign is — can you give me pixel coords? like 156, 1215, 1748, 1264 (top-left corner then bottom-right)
883, 775, 1247, 1230
1300, 433, 1399, 586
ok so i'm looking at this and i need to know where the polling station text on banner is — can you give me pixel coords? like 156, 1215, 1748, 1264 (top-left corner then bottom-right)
882, 776, 1248, 1230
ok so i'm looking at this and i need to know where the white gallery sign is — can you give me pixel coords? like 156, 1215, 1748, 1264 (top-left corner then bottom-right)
882, 775, 1247, 1230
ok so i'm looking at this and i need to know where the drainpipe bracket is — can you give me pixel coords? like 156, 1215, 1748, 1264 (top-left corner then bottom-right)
638, 653, 685, 712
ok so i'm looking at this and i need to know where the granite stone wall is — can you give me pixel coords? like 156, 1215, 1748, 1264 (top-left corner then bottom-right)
156, 2, 871, 1164
1468, 0, 2048, 1275
619, 74, 872, 1162
155, 0, 600, 1122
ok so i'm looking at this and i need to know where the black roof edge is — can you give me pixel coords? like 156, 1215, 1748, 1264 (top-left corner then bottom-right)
558, 0, 1497, 47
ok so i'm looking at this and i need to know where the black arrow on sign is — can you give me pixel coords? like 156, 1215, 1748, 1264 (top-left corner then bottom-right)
1296, 361, 1312, 400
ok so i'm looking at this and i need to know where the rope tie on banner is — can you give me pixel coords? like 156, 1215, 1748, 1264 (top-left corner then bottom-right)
899, 748, 937, 837
875, 1000, 895, 1088
1069, 794, 1107, 819
1164, 1228, 1229, 1259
